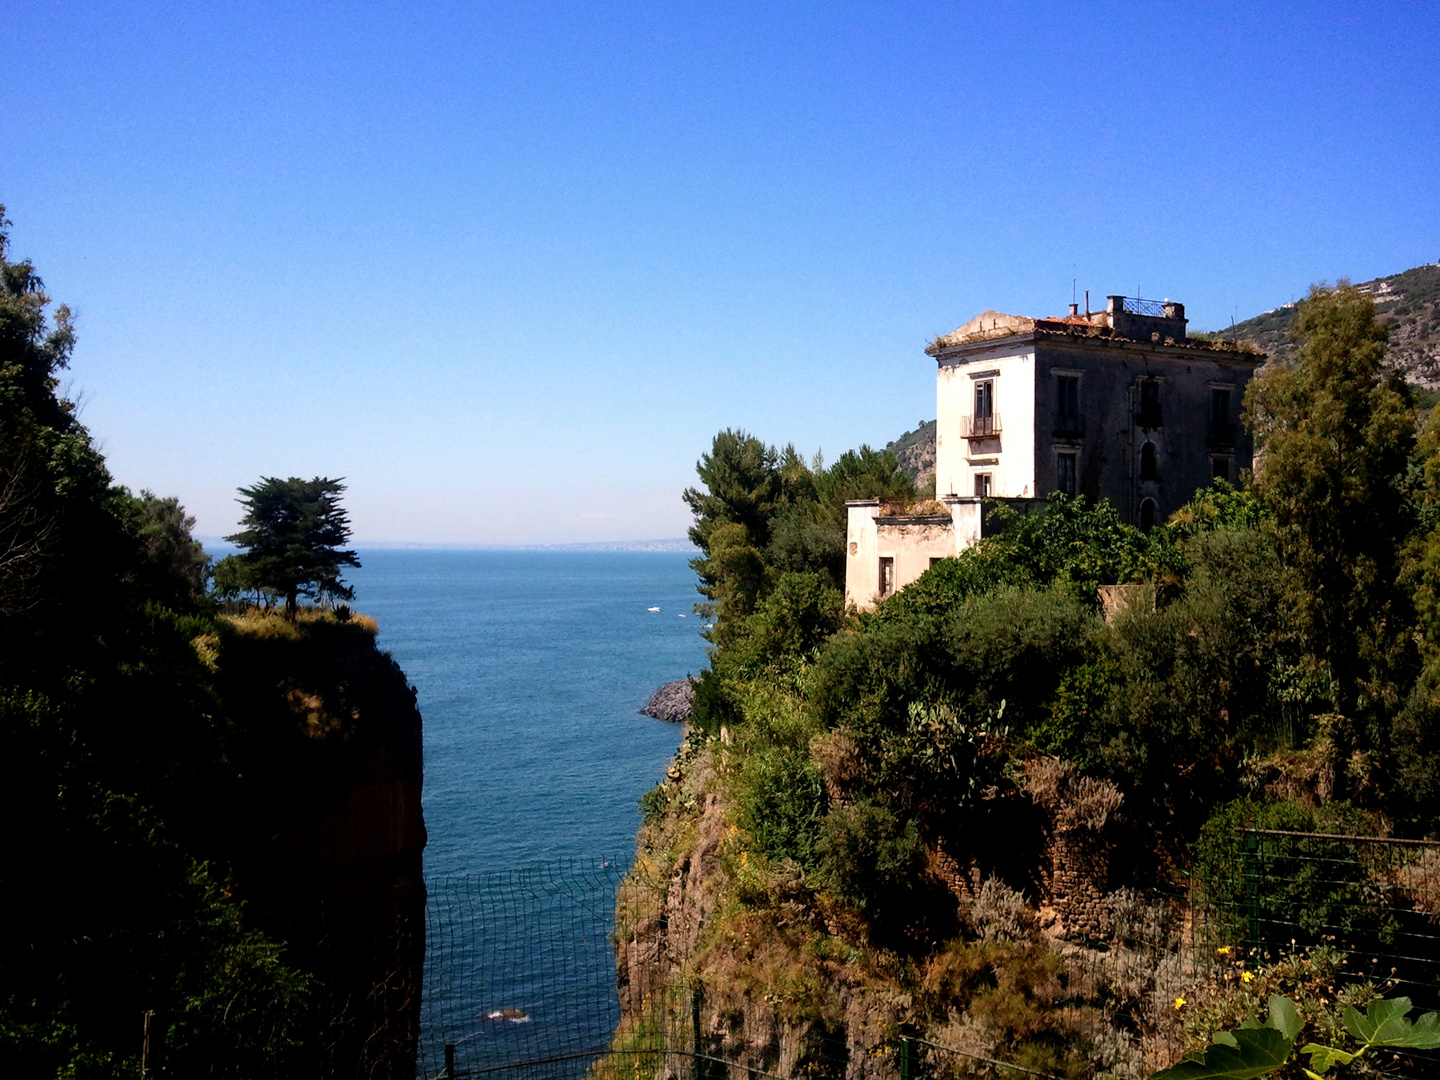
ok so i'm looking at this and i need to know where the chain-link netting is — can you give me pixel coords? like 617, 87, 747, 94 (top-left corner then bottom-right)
416, 865, 1194, 1080
420, 862, 654, 1079
417, 832, 1440, 1080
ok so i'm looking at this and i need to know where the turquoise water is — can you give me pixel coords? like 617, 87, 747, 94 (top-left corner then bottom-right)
349, 549, 708, 875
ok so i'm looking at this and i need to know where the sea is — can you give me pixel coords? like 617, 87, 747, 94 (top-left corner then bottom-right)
345, 548, 709, 1071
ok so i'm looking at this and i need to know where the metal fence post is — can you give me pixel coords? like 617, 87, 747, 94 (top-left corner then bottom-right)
692, 986, 703, 1080
443, 1043, 455, 1080
1243, 830, 1261, 947
140, 1010, 154, 1080
900, 1035, 915, 1080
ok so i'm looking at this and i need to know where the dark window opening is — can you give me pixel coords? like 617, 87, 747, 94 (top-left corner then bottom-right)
1212, 456, 1230, 482
1139, 498, 1157, 531
974, 472, 992, 497
1210, 387, 1232, 437
1138, 380, 1162, 427
879, 557, 895, 598
1055, 375, 1083, 436
1056, 453, 1077, 497
1057, 376, 1079, 417
1140, 441, 1158, 481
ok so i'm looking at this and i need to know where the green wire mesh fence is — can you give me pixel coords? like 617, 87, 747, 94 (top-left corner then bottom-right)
1188, 827, 1440, 1079
420, 862, 641, 1080
1193, 829, 1440, 1000
417, 832, 1440, 1080
417, 865, 1199, 1080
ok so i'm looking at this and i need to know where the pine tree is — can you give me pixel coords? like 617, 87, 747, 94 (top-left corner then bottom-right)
226, 476, 360, 615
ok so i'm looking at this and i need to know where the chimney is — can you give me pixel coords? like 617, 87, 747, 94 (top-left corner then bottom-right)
1068, 303, 1080, 317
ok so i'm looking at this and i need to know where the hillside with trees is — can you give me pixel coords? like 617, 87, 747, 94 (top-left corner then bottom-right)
618, 282, 1440, 1078
884, 420, 936, 489
0, 209, 424, 1078
1219, 263, 1440, 384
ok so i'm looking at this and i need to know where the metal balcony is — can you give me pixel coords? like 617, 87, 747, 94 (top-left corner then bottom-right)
964, 413, 1001, 438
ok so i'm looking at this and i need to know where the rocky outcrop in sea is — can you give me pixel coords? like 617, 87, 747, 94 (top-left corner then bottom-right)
640, 678, 695, 723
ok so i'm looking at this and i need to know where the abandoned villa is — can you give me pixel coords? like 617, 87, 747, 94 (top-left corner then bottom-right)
844, 294, 1265, 610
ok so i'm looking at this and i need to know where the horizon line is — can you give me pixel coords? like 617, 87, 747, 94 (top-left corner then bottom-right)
196, 536, 698, 554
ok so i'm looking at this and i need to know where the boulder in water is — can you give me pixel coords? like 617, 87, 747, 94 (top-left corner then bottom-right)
640, 678, 694, 723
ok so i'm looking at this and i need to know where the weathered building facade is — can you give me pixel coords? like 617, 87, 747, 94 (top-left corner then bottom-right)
845, 295, 1264, 610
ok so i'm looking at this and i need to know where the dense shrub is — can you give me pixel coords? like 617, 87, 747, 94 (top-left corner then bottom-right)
688, 665, 741, 736
813, 585, 1092, 744
814, 798, 929, 929
1389, 658, 1440, 827
918, 937, 1095, 1080
732, 746, 825, 866
728, 571, 845, 680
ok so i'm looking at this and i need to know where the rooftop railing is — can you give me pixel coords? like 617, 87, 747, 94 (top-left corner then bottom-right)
1122, 296, 1167, 317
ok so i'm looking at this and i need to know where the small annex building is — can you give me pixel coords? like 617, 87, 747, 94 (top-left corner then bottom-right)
844, 294, 1264, 610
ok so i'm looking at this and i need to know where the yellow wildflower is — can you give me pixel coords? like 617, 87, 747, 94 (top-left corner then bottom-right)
1174, 997, 1186, 1010
1241, 970, 1255, 983
1217, 945, 1232, 956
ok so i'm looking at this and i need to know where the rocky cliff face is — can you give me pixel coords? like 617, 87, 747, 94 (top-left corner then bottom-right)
616, 738, 907, 1080
213, 610, 427, 1080
885, 420, 936, 491
615, 737, 1191, 1080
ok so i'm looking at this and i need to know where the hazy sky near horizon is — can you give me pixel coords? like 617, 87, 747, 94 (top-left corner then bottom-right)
3, 1, 1438, 544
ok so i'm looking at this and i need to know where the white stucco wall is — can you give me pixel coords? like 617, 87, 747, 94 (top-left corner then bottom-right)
934, 344, 1037, 499
845, 502, 954, 611
877, 520, 953, 592
935, 363, 964, 497
946, 496, 985, 549
844, 500, 881, 610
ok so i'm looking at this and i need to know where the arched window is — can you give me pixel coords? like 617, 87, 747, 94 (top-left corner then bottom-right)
1139, 498, 1157, 531
1140, 441, 1158, 480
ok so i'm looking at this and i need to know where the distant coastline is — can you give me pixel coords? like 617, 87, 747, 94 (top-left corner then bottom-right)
508, 538, 698, 553
196, 537, 698, 554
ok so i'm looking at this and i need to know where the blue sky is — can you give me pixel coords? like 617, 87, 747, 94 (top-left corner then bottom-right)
3, 1, 1437, 544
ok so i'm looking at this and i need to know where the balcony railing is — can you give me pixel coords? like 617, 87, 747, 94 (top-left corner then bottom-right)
1053, 413, 1085, 440
1122, 297, 1167, 317
964, 414, 1001, 438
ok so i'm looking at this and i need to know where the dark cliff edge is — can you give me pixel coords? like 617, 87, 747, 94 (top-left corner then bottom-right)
213, 609, 427, 1079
